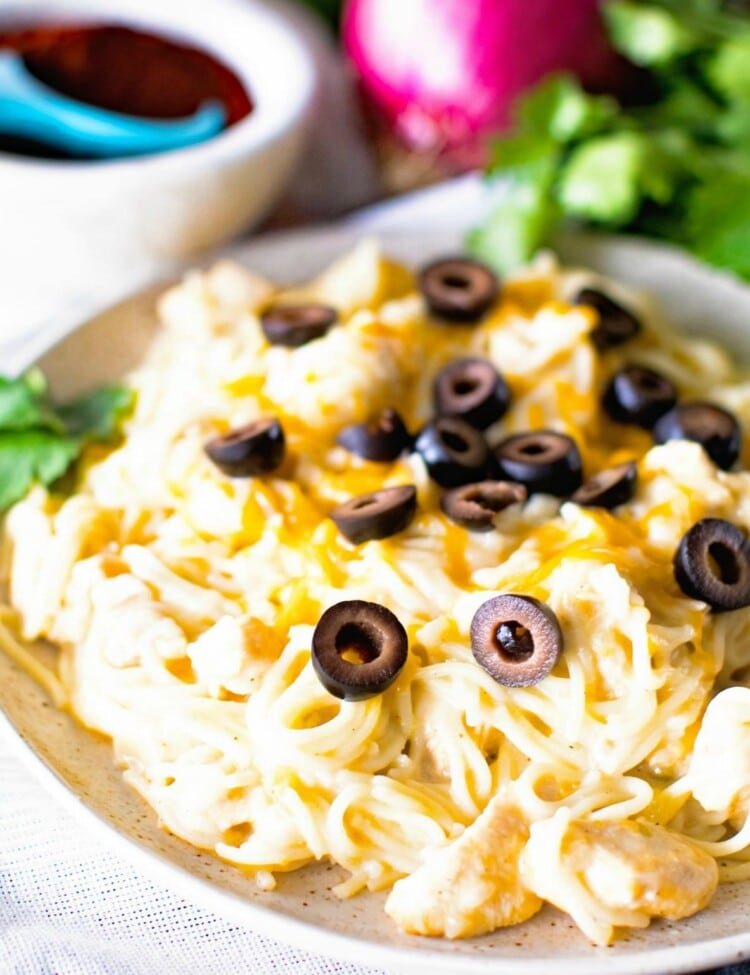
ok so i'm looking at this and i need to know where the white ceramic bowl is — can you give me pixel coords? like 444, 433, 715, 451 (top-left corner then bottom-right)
0, 0, 316, 336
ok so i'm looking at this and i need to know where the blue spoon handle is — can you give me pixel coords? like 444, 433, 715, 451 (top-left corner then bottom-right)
0, 51, 226, 157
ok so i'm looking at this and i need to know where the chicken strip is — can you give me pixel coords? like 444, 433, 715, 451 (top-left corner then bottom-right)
385, 797, 540, 938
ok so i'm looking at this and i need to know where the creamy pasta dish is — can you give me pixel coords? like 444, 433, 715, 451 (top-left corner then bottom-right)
5, 241, 750, 946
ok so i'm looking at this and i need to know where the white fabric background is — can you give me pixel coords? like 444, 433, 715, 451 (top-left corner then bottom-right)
0, 753, 388, 975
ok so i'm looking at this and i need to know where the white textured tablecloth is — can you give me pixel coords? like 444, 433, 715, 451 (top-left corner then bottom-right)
0, 751, 390, 975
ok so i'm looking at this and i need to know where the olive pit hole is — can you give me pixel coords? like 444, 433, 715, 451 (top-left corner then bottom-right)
351, 497, 377, 510
454, 379, 479, 395
494, 620, 534, 661
442, 273, 471, 290
442, 429, 471, 453
520, 443, 547, 456
335, 622, 381, 665
465, 488, 508, 512
708, 541, 741, 585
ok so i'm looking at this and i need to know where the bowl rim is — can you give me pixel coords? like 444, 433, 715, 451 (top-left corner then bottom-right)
0, 0, 317, 177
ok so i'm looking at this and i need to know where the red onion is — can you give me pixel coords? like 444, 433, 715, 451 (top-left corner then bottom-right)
342, 0, 621, 167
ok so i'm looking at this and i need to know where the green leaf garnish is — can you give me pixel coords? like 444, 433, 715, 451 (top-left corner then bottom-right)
469, 184, 561, 274
59, 385, 135, 441
708, 35, 750, 103
604, 2, 696, 67
0, 431, 79, 512
0, 374, 134, 512
516, 76, 617, 144
469, 0, 750, 282
0, 370, 64, 434
559, 131, 679, 224
686, 172, 750, 276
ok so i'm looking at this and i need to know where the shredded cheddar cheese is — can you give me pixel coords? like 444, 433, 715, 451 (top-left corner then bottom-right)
4, 243, 750, 945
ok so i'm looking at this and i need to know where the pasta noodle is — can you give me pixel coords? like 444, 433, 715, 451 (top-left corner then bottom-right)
4, 243, 750, 944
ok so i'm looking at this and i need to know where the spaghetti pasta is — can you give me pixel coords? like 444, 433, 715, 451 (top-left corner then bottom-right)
4, 244, 750, 944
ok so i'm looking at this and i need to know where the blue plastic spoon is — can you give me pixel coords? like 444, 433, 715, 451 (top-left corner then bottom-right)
0, 50, 226, 158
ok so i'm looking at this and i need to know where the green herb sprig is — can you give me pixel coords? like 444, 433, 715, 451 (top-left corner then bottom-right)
470, 0, 750, 279
0, 370, 133, 511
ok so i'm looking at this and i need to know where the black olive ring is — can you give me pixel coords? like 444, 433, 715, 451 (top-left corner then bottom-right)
571, 461, 637, 510
311, 599, 409, 701
603, 365, 677, 430
331, 485, 417, 544
470, 593, 564, 688
653, 402, 741, 471
673, 518, 750, 612
433, 357, 510, 430
441, 480, 527, 531
415, 417, 494, 488
418, 257, 500, 323
204, 417, 285, 477
495, 430, 583, 497
574, 287, 642, 350
337, 408, 413, 462
260, 303, 338, 348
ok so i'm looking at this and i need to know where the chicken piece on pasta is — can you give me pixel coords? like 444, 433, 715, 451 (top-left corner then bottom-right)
521, 812, 718, 944
384, 797, 540, 938
688, 686, 750, 819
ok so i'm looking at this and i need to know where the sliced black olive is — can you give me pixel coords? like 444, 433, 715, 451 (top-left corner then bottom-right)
574, 287, 641, 350
260, 304, 338, 347
331, 485, 417, 544
311, 599, 408, 700
571, 462, 637, 510
337, 408, 413, 462
470, 593, 563, 688
653, 402, 741, 470
673, 518, 750, 611
418, 257, 499, 323
441, 480, 527, 531
603, 365, 677, 429
415, 417, 494, 488
204, 418, 285, 477
433, 358, 510, 430
495, 431, 583, 496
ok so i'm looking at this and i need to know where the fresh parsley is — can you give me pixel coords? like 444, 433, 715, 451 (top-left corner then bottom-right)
470, 0, 750, 279
0, 371, 134, 511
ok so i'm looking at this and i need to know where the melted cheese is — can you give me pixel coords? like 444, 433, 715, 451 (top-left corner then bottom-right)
3, 242, 750, 944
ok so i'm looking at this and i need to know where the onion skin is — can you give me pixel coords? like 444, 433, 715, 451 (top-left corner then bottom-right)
342, 0, 621, 166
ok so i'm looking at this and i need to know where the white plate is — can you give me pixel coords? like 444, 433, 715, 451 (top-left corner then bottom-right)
4, 227, 750, 975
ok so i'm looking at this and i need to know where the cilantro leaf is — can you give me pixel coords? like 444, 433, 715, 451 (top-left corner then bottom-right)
604, 2, 698, 67
468, 183, 562, 274
557, 131, 679, 225
708, 35, 750, 102
516, 76, 617, 144
487, 132, 561, 186
0, 371, 64, 433
685, 172, 750, 276
0, 372, 134, 513
59, 385, 134, 441
476, 76, 617, 271
471, 1, 750, 285
0, 431, 79, 511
